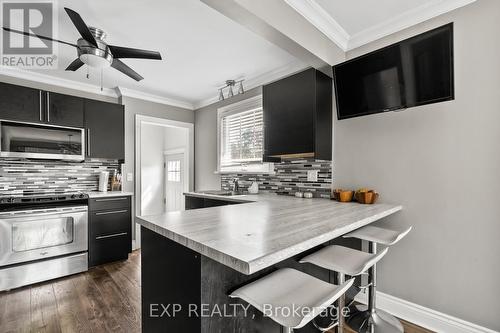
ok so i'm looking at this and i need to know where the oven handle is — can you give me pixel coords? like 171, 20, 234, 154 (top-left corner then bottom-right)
0, 207, 88, 219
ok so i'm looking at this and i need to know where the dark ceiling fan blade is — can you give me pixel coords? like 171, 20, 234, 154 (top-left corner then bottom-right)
64, 7, 98, 47
111, 59, 144, 81
108, 45, 162, 60
2, 27, 77, 47
65, 58, 84, 71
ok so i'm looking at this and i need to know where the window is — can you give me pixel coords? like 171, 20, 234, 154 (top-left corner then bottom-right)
167, 160, 181, 182
217, 95, 273, 173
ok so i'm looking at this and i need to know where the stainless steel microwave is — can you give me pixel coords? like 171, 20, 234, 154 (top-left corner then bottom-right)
0, 120, 85, 161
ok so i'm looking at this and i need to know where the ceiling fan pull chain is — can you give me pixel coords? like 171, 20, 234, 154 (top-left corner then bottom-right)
86, 66, 89, 79
100, 69, 104, 92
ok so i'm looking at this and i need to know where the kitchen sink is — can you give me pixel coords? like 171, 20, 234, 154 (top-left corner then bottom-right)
199, 190, 243, 196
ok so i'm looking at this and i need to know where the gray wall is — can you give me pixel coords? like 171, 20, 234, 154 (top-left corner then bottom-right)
194, 87, 262, 191
333, 0, 500, 330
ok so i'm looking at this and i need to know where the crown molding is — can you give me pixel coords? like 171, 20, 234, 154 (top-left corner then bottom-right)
284, 0, 476, 52
284, 0, 349, 51
193, 60, 307, 110
0, 66, 196, 109
347, 0, 476, 50
116, 87, 194, 110
0, 66, 117, 97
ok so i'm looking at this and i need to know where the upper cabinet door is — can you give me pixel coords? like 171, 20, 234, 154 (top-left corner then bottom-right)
0, 82, 42, 123
263, 69, 315, 159
263, 68, 332, 162
47, 92, 84, 128
84, 99, 125, 160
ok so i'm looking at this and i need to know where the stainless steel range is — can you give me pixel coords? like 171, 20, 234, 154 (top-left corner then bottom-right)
0, 192, 89, 291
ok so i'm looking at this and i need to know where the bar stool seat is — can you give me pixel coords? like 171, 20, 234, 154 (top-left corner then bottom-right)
300, 245, 388, 276
343, 225, 412, 246
230, 268, 354, 330
341, 224, 413, 333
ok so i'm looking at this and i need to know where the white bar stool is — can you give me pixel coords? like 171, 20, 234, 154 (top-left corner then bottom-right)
229, 268, 355, 333
299, 245, 389, 332
343, 225, 413, 333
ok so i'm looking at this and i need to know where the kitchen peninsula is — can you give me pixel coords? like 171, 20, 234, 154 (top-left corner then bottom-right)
137, 192, 402, 332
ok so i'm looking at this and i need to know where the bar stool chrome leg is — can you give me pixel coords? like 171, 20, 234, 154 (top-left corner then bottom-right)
337, 271, 346, 333
347, 242, 403, 333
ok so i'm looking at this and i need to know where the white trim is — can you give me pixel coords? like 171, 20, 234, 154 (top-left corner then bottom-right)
0, 61, 308, 111
163, 147, 186, 155
134, 115, 194, 249
116, 87, 194, 110
0, 65, 197, 108
0, 66, 117, 97
355, 291, 498, 333
284, 0, 476, 51
193, 60, 306, 109
347, 0, 476, 50
284, 0, 349, 51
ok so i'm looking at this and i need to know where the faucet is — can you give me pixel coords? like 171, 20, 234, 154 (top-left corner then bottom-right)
232, 178, 240, 194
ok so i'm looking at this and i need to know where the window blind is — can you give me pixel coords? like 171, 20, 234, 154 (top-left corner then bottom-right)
220, 107, 263, 168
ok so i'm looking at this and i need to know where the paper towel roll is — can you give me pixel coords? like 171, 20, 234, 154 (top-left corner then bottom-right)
98, 171, 110, 192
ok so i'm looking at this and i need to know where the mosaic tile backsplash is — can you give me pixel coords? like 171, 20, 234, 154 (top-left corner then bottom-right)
0, 159, 121, 196
221, 159, 332, 198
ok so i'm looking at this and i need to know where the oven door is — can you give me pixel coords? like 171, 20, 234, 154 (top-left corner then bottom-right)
0, 206, 88, 267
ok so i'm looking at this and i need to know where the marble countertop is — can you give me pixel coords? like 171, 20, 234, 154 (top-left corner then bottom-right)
86, 191, 134, 198
137, 192, 402, 275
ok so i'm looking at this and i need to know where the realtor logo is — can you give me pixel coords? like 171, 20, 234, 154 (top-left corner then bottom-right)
1, 0, 58, 68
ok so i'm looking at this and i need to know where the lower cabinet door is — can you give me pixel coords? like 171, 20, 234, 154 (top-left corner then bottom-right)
90, 209, 130, 239
89, 232, 131, 267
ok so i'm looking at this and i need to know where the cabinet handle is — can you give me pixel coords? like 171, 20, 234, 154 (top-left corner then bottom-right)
95, 232, 128, 240
94, 197, 127, 202
46, 92, 50, 122
95, 209, 128, 216
87, 129, 90, 156
39, 91, 42, 121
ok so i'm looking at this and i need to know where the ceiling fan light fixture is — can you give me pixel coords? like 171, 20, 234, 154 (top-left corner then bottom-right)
79, 53, 112, 69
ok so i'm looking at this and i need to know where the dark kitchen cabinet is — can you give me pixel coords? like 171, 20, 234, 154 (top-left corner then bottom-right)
89, 196, 132, 267
0, 82, 42, 123
0, 82, 84, 127
46, 92, 84, 127
262, 68, 332, 162
84, 99, 125, 160
185, 195, 239, 210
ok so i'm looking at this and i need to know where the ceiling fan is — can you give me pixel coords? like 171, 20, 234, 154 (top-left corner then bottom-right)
2, 7, 162, 81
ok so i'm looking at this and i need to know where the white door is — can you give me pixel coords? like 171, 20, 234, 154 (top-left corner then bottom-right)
164, 153, 184, 212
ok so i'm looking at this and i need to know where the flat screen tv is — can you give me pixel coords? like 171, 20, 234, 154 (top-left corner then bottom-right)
333, 23, 454, 120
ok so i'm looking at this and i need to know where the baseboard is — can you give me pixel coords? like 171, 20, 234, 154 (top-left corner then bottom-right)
354, 291, 498, 333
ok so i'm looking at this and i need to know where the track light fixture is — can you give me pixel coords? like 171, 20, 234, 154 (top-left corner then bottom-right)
218, 79, 245, 101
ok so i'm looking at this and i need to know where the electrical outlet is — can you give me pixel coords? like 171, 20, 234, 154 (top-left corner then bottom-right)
307, 170, 318, 182
126, 173, 133, 182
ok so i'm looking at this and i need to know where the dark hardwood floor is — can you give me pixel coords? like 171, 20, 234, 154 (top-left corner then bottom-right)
0, 251, 432, 333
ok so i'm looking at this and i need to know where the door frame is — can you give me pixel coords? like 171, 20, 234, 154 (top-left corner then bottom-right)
164, 148, 187, 212
134, 115, 194, 249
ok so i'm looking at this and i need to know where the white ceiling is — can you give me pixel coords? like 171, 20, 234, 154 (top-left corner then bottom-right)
2, 0, 304, 109
285, 0, 476, 51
